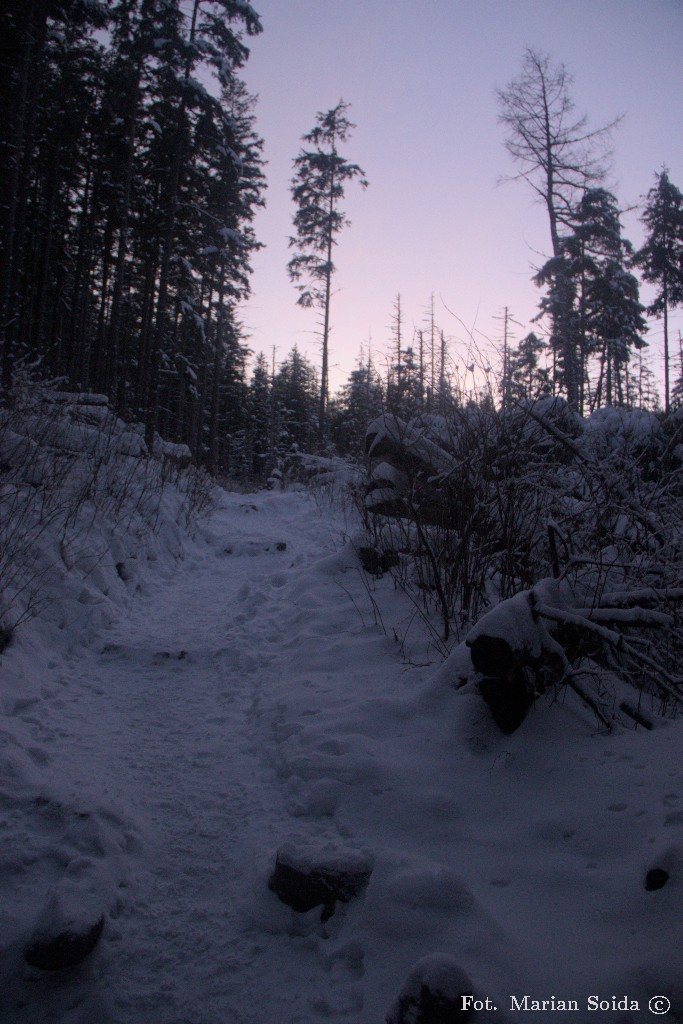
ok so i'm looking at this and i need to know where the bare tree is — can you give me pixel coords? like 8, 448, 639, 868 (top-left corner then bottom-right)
498, 49, 620, 408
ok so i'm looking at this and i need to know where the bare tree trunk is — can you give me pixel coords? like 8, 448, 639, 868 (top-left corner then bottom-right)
208, 272, 223, 474
663, 275, 670, 413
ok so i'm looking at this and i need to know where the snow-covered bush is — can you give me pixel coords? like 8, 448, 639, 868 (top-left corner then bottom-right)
363, 401, 683, 725
0, 381, 213, 640
363, 400, 582, 636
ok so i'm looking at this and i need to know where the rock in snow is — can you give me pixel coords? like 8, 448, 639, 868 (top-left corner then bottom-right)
358, 545, 400, 577
386, 953, 474, 1023
644, 868, 669, 891
24, 915, 104, 971
24, 865, 108, 970
269, 841, 374, 922
24, 895, 105, 971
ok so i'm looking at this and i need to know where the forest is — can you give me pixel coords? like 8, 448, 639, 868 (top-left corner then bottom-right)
2, 2, 683, 483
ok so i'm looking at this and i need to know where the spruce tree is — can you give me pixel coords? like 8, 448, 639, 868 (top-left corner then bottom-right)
568, 188, 646, 408
332, 356, 383, 456
272, 347, 319, 454
246, 353, 274, 478
0, 0, 265, 471
535, 188, 646, 410
671, 337, 683, 411
507, 332, 549, 404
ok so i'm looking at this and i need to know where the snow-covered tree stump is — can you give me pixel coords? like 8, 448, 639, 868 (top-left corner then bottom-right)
464, 584, 555, 733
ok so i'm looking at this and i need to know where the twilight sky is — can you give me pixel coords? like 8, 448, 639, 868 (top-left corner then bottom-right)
239, 0, 683, 396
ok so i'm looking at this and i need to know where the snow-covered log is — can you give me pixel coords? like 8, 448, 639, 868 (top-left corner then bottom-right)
41, 392, 109, 407
364, 414, 464, 525
438, 575, 683, 733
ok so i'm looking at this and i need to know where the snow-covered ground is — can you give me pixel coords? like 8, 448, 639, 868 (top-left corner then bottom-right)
1, 486, 681, 1023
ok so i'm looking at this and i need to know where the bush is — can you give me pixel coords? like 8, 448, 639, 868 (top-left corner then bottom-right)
362, 400, 683, 725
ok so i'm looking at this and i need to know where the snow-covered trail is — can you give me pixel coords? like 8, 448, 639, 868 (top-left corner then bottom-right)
66, 502, 307, 1022
3, 488, 682, 1024
4, 491, 364, 1024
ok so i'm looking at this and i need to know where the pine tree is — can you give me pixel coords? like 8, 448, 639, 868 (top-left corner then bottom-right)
634, 170, 683, 413
288, 101, 367, 445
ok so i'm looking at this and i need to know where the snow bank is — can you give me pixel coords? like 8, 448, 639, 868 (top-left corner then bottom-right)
0, 386, 215, 1004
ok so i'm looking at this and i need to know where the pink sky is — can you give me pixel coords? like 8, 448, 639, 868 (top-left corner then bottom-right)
239, 0, 683, 398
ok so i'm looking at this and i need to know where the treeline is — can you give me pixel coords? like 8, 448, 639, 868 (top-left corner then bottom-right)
3, 20, 683, 481
0, 0, 264, 471
216, 304, 456, 480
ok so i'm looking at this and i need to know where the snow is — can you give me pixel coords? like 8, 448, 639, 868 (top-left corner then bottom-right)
1, 484, 682, 1023
275, 840, 374, 878
366, 413, 460, 477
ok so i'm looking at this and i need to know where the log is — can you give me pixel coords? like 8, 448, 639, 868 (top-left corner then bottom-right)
358, 546, 399, 576
468, 635, 516, 678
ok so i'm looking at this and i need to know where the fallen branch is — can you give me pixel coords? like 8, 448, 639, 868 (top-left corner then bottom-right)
534, 601, 683, 705
540, 630, 613, 731
572, 607, 673, 628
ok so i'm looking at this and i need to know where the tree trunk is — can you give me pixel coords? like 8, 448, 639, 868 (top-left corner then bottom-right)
208, 273, 224, 474
318, 188, 333, 447
663, 273, 670, 413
